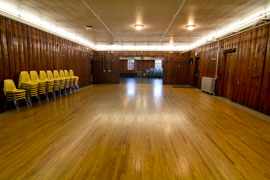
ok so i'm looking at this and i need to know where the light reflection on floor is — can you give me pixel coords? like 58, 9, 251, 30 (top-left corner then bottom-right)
121, 78, 163, 99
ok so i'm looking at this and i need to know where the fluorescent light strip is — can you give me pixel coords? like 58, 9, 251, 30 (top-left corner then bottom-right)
0, 1, 95, 49
0, 1, 269, 51
189, 9, 270, 50
95, 45, 189, 51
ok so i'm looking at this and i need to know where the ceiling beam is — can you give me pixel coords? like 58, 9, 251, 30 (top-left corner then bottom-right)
159, 0, 187, 44
81, 0, 122, 44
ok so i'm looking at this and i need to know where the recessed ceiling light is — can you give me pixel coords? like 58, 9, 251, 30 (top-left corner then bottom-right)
135, 24, 144, 30
186, 25, 196, 31
85, 25, 93, 30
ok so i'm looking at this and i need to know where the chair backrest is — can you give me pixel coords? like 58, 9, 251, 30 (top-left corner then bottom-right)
53, 70, 60, 79
69, 69, 74, 77
39, 71, 47, 81
47, 70, 54, 80
64, 70, 70, 78
30, 71, 40, 82
3, 79, 16, 95
19, 71, 30, 88
59, 70, 65, 78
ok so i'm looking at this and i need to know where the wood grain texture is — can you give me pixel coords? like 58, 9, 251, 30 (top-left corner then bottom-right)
120, 60, 155, 75
189, 24, 270, 115
0, 15, 93, 112
0, 82, 269, 179
93, 51, 190, 84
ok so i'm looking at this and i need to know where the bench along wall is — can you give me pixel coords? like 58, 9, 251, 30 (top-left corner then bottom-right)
0, 15, 94, 112
189, 24, 270, 115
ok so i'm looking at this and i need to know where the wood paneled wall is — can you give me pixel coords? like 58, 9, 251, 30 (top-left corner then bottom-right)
92, 51, 120, 83
0, 15, 93, 112
120, 60, 155, 74
189, 24, 270, 115
93, 51, 191, 84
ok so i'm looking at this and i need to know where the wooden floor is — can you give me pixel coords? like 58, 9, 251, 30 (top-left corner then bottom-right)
0, 80, 270, 179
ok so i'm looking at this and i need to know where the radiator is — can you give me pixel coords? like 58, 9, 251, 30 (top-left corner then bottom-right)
201, 77, 216, 94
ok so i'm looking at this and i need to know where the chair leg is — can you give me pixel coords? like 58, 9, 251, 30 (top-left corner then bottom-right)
38, 85, 41, 104
4, 98, 8, 112
53, 92, 56, 100
46, 92, 49, 102
65, 85, 67, 96
14, 99, 19, 111
25, 98, 30, 109
69, 81, 72, 94
37, 94, 41, 104
28, 97, 32, 108
27, 89, 32, 108
73, 79, 76, 92
46, 84, 49, 102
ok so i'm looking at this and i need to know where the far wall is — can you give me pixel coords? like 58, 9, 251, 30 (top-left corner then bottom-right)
120, 60, 155, 76
93, 51, 190, 84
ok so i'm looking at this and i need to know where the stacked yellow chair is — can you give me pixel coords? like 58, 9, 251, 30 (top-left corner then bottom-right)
40, 71, 56, 101
64, 70, 74, 93
30, 71, 47, 103
3, 79, 30, 111
19, 71, 38, 105
48, 70, 60, 97
60, 70, 71, 95
69, 69, 79, 89
53, 70, 66, 96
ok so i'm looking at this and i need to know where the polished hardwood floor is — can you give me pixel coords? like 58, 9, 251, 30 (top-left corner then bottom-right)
0, 79, 270, 179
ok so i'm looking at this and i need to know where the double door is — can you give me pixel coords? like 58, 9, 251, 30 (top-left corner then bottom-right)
92, 52, 120, 83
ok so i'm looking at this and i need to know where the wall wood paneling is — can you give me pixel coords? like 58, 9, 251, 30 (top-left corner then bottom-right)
0, 15, 93, 112
189, 24, 270, 115
93, 51, 191, 84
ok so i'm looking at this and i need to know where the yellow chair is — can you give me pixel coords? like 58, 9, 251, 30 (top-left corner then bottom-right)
4, 79, 30, 111
69, 69, 79, 89
60, 70, 71, 95
30, 71, 47, 102
19, 71, 38, 105
54, 70, 66, 96
40, 71, 56, 100
48, 70, 61, 97
64, 70, 74, 93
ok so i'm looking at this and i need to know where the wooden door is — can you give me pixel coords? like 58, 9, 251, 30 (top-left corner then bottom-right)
194, 57, 200, 87
92, 61, 104, 83
224, 52, 236, 100
104, 53, 112, 83
111, 58, 120, 83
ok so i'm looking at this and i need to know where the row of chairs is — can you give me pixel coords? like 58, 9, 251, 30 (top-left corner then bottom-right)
3, 69, 79, 111
146, 68, 163, 78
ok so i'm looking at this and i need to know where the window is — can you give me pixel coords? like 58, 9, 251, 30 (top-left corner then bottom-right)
155, 60, 162, 69
128, 60, 135, 70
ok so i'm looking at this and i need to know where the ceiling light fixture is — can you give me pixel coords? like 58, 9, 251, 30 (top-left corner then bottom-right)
0, 0, 269, 52
186, 25, 196, 31
85, 25, 93, 30
135, 24, 144, 30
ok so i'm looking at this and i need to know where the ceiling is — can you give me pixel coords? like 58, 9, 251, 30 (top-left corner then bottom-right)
0, 0, 269, 50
